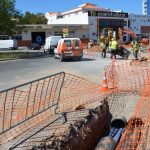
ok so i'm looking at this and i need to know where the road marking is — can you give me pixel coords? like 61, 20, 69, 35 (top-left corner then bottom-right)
0, 59, 23, 63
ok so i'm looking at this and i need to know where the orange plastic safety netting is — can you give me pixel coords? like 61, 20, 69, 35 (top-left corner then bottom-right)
105, 57, 150, 150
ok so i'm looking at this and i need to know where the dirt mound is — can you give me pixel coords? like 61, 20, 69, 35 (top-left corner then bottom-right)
88, 45, 100, 52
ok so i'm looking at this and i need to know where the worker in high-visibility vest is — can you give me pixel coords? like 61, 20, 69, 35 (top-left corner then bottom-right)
131, 40, 140, 60
109, 37, 118, 59
99, 36, 107, 58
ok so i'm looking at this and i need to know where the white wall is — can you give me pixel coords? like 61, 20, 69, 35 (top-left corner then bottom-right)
88, 17, 97, 40
129, 14, 150, 35
45, 31, 54, 37
75, 29, 89, 39
46, 11, 89, 25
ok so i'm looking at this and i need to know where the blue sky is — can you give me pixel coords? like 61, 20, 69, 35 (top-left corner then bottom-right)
15, 0, 143, 14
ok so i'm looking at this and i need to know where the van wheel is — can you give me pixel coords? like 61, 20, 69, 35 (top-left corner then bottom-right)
60, 54, 64, 62
44, 49, 46, 54
78, 56, 82, 61
54, 55, 57, 59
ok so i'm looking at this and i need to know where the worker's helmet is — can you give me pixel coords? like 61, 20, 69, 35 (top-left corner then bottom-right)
100, 36, 104, 40
111, 37, 115, 41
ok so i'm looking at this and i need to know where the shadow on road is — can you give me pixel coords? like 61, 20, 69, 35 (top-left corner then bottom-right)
63, 58, 95, 62
25, 54, 53, 59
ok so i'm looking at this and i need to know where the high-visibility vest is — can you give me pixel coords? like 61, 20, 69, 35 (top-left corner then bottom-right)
110, 40, 118, 50
132, 42, 139, 52
100, 42, 106, 50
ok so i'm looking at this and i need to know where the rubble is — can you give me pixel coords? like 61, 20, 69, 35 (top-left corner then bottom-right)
16, 99, 110, 150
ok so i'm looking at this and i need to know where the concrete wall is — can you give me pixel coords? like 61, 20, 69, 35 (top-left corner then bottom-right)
22, 31, 31, 41
46, 11, 89, 25
75, 29, 89, 39
88, 17, 97, 40
129, 14, 150, 35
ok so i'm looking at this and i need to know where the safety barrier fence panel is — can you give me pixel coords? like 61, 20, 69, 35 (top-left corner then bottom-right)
105, 59, 150, 94
116, 69, 150, 150
104, 58, 150, 149
0, 72, 65, 134
0, 72, 105, 149
58, 73, 102, 112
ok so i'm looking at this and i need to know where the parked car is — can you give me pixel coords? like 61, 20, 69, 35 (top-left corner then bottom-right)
27, 43, 41, 50
54, 38, 83, 62
0, 39, 18, 50
44, 36, 62, 54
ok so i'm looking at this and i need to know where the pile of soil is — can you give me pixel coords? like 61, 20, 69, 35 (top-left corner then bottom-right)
88, 45, 100, 52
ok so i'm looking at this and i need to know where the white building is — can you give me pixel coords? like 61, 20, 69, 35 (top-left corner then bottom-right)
14, 3, 150, 46
45, 3, 129, 42
143, 0, 150, 15
129, 14, 150, 39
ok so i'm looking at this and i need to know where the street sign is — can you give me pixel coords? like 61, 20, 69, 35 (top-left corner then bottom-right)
63, 28, 69, 37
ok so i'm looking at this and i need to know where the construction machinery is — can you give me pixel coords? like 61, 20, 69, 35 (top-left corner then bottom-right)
118, 28, 136, 40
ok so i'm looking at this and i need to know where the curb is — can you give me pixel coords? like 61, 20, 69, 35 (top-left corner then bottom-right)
0, 53, 48, 62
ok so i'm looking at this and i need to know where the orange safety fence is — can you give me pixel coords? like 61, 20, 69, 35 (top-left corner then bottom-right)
0, 72, 105, 149
1, 54, 150, 149
104, 57, 150, 149
105, 59, 150, 94
0, 72, 65, 145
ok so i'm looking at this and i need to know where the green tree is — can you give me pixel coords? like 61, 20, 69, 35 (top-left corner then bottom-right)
0, 0, 19, 35
19, 12, 47, 24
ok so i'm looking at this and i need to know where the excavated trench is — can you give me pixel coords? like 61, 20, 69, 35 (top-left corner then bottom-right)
7, 98, 111, 150
31, 99, 111, 150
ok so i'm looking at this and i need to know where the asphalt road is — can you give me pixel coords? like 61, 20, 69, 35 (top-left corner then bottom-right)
0, 53, 112, 91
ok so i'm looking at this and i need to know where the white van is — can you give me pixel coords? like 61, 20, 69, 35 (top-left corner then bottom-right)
0, 39, 18, 50
44, 36, 62, 54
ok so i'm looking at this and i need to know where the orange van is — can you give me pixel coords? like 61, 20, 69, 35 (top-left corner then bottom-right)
54, 38, 83, 62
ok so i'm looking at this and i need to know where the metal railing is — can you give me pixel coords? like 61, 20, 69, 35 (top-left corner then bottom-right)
0, 72, 65, 134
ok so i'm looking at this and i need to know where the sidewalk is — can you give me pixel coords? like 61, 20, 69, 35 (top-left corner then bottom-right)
0, 47, 47, 61
0, 47, 45, 53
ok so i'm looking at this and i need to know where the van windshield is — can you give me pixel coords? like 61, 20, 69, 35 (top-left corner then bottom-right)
64, 40, 72, 47
51, 37, 61, 45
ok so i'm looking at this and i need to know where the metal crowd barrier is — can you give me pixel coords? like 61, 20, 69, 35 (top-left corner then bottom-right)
0, 72, 65, 134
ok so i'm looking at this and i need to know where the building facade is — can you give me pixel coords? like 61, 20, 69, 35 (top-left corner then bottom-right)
129, 14, 150, 39
143, 0, 150, 15
45, 3, 129, 42
9, 3, 150, 46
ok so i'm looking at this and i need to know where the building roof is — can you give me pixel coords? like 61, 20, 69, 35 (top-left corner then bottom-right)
48, 12, 61, 15
79, 3, 110, 11
79, 3, 97, 8
46, 3, 110, 17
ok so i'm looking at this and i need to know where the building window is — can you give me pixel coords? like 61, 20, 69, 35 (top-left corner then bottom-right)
123, 36, 127, 42
128, 20, 130, 28
124, 21, 127, 26
57, 15, 63, 19
75, 40, 79, 47
12, 34, 22, 40
54, 31, 63, 36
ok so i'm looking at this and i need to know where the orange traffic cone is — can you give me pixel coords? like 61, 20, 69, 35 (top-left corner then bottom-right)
100, 71, 109, 92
